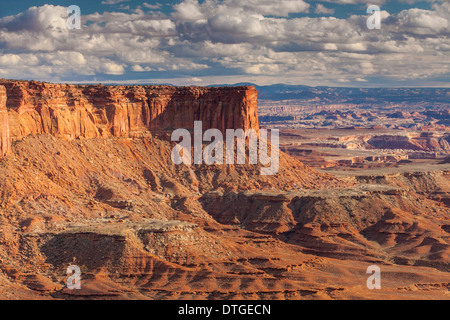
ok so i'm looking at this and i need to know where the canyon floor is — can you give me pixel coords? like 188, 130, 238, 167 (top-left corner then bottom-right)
0, 132, 448, 300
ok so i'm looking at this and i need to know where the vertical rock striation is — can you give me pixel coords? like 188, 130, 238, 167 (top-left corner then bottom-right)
0, 80, 259, 147
0, 85, 10, 156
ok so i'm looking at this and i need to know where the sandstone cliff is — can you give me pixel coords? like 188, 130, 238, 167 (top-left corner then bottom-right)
0, 80, 448, 300
0, 86, 10, 156
0, 79, 259, 144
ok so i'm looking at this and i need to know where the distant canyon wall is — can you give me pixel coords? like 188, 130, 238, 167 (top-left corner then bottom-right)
0, 80, 259, 156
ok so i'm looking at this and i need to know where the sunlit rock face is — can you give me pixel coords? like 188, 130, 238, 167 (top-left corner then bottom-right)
0, 79, 259, 143
0, 85, 10, 156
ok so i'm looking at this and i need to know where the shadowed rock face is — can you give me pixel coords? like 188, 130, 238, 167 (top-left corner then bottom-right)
0, 79, 259, 143
0, 79, 448, 300
0, 86, 10, 156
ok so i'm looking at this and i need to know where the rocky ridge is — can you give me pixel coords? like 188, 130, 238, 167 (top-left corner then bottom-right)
0, 79, 259, 154
0, 80, 448, 299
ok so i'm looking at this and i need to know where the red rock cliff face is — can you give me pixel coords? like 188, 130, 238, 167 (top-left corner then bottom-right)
0, 80, 259, 144
0, 86, 10, 156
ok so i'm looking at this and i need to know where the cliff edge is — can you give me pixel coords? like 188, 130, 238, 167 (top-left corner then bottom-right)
0, 79, 259, 145
0, 86, 10, 156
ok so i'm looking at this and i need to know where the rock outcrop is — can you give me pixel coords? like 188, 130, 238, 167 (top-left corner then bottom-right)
0, 79, 448, 300
0, 86, 10, 156
0, 79, 259, 144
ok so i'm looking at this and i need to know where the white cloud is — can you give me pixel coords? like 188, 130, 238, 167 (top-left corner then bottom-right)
102, 61, 125, 74
142, 2, 163, 10
132, 64, 153, 72
244, 63, 281, 74
173, 0, 309, 23
0, 1, 447, 85
396, 8, 449, 35
231, 0, 310, 16
315, 4, 335, 15
173, 0, 205, 22
0, 4, 68, 34
101, 0, 130, 5
317, 0, 385, 4
0, 53, 39, 66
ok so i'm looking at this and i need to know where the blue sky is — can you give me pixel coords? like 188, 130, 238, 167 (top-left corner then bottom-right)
0, 0, 448, 87
0, 1, 435, 18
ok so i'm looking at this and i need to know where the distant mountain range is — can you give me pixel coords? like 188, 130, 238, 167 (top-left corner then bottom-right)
209, 83, 450, 106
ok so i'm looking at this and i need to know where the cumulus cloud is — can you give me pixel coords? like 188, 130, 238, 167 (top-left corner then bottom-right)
0, 5, 67, 34
173, 0, 205, 21
132, 64, 153, 72
231, 0, 310, 16
173, 0, 309, 21
396, 8, 449, 35
101, 61, 125, 74
0, 0, 447, 86
142, 2, 163, 10
315, 4, 335, 15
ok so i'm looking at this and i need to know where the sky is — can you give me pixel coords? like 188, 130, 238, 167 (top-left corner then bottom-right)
0, 0, 448, 87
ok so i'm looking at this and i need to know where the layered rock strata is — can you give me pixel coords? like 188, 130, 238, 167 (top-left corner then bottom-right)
0, 86, 10, 156
0, 80, 259, 148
